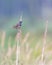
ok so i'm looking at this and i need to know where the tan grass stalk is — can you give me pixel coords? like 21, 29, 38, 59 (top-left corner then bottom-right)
26, 48, 33, 61
25, 43, 33, 60
15, 29, 21, 41
22, 32, 30, 44
26, 43, 29, 53
12, 44, 16, 53
16, 29, 21, 65
41, 20, 48, 65
1, 31, 6, 47
44, 50, 52, 57
0, 32, 1, 41
6, 37, 12, 57
34, 55, 41, 65
47, 60, 52, 65
45, 42, 52, 51
35, 40, 41, 51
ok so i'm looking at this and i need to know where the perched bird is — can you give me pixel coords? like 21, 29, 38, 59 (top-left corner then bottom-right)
13, 16, 22, 29
13, 21, 22, 29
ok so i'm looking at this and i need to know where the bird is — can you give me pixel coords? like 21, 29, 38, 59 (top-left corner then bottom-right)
13, 15, 22, 29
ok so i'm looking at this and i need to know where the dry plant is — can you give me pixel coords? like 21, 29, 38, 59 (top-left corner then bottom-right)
0, 20, 52, 65
41, 20, 48, 65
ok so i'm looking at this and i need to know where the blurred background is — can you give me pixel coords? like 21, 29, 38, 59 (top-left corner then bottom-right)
0, 0, 52, 33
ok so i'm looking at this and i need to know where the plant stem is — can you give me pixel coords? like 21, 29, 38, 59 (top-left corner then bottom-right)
16, 29, 21, 65
41, 20, 48, 65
